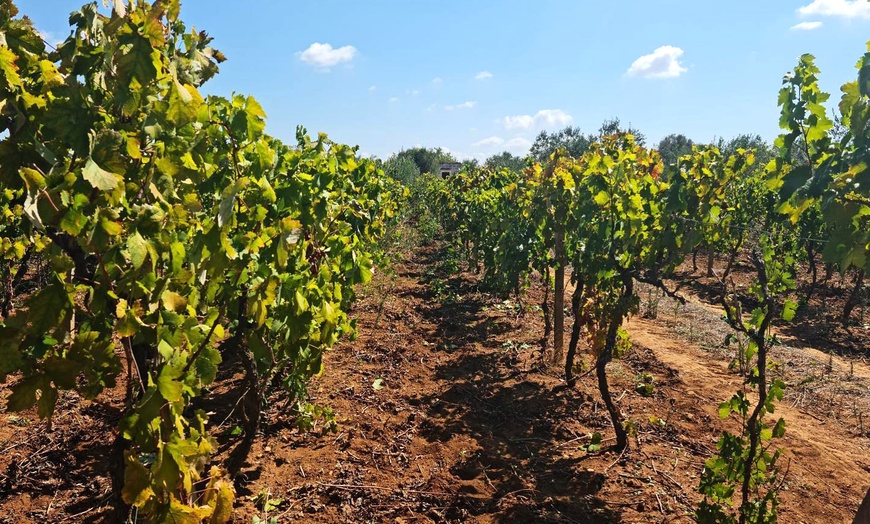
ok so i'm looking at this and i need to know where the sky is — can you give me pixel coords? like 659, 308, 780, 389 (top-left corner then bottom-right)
14, 0, 870, 161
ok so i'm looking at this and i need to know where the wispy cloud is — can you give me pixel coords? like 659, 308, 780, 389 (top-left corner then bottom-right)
472, 136, 531, 154
445, 101, 477, 111
791, 21, 824, 30
388, 97, 399, 103
798, 0, 870, 19
297, 42, 357, 70
500, 109, 573, 130
473, 136, 504, 147
368, 85, 377, 92
475, 71, 493, 80
627, 45, 688, 79
432, 77, 443, 85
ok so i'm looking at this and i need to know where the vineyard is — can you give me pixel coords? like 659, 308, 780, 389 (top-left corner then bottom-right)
0, 1, 869, 523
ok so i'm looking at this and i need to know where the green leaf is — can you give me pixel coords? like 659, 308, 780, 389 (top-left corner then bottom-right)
7, 376, 43, 412
218, 192, 234, 228
782, 299, 798, 322
322, 301, 338, 324
60, 209, 88, 236
157, 366, 184, 402
127, 232, 149, 270
36, 385, 58, 419
195, 346, 221, 385
586, 432, 602, 452
772, 418, 786, 439
372, 378, 384, 391
167, 80, 204, 125
294, 290, 309, 313
593, 190, 609, 206
83, 158, 122, 191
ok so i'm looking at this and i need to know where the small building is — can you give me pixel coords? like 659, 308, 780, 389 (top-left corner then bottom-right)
439, 162, 462, 178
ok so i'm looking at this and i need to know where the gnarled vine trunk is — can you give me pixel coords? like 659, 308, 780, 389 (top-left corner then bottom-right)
843, 269, 865, 326
225, 291, 261, 476
540, 269, 551, 357
565, 281, 583, 387
553, 229, 566, 364
598, 317, 628, 450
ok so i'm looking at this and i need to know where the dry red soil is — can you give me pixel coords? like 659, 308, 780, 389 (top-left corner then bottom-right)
0, 244, 868, 523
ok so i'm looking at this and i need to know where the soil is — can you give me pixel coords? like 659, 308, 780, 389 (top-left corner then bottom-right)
0, 243, 868, 523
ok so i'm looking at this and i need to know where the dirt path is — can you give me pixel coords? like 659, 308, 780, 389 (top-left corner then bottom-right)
676, 288, 870, 382
627, 316, 870, 524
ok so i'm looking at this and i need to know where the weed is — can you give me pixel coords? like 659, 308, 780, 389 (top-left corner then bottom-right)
635, 373, 655, 397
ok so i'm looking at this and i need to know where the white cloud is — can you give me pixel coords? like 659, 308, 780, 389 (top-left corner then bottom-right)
798, 0, 870, 18
500, 109, 573, 130
368, 85, 377, 92
388, 97, 399, 103
424, 103, 437, 112
627, 45, 688, 79
432, 77, 443, 85
475, 71, 493, 80
472, 136, 532, 155
473, 136, 505, 147
408, 89, 421, 96
445, 101, 477, 111
791, 21, 824, 30
505, 138, 532, 151
297, 42, 357, 69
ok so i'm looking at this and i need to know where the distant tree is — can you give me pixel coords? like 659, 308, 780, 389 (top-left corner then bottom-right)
715, 134, 775, 168
383, 155, 421, 184
462, 158, 480, 171
394, 147, 456, 176
597, 117, 646, 145
657, 133, 694, 166
530, 126, 592, 161
484, 151, 526, 172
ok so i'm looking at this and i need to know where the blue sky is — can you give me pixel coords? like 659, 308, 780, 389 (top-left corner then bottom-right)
15, 1, 870, 161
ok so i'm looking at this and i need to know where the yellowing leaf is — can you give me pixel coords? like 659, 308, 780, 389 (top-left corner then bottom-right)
204, 467, 235, 524
116, 298, 128, 318
19, 168, 46, 191
122, 456, 155, 507
166, 495, 212, 524
162, 290, 188, 312
101, 217, 123, 236
0, 47, 22, 86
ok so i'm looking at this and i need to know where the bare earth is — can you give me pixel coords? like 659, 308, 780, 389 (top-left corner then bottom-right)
0, 244, 867, 523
